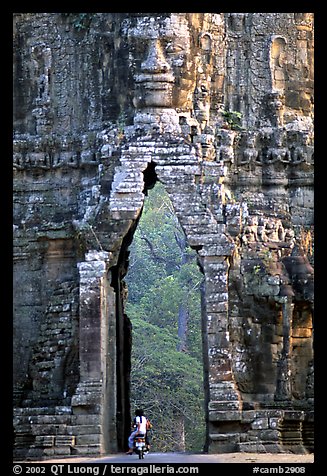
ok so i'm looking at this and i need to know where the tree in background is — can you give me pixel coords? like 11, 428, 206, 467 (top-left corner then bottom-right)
125, 182, 205, 451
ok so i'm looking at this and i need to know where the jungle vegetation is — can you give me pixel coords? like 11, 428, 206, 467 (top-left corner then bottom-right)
125, 182, 206, 452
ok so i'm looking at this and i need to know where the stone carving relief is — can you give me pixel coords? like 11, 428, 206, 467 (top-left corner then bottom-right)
53, 136, 77, 168
13, 138, 27, 170
194, 83, 211, 131
215, 129, 236, 164
229, 13, 246, 33
288, 130, 314, 165
238, 131, 260, 165
80, 134, 99, 166
294, 13, 313, 30
13, 13, 314, 457
241, 215, 295, 248
267, 90, 285, 128
13, 124, 314, 172
269, 36, 287, 94
26, 136, 51, 169
13, 134, 104, 170
265, 128, 290, 164
124, 14, 198, 112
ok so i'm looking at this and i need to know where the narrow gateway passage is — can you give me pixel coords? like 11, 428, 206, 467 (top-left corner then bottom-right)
125, 181, 206, 453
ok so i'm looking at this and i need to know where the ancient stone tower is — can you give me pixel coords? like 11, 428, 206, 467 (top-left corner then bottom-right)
13, 13, 314, 458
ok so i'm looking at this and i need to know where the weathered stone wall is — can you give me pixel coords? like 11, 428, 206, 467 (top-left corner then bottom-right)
13, 13, 313, 458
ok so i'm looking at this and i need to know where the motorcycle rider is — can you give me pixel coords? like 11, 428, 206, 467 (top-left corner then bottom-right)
126, 408, 149, 454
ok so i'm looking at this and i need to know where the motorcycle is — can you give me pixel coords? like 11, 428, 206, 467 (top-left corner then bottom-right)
133, 434, 148, 459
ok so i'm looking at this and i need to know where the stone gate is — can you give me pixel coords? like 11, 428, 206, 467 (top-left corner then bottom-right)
13, 13, 314, 459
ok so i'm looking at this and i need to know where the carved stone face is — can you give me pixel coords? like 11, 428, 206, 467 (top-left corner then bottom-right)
125, 14, 198, 110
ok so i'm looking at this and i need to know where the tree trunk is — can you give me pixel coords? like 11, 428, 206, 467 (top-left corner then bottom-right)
171, 413, 186, 452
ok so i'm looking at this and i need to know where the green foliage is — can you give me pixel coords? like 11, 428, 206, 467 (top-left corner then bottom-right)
130, 318, 205, 452
127, 184, 198, 303
222, 110, 243, 130
125, 182, 205, 451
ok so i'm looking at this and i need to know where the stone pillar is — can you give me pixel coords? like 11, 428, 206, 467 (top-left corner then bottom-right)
77, 250, 111, 383
71, 250, 114, 455
201, 253, 242, 452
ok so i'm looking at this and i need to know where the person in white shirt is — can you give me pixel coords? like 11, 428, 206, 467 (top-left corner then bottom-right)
126, 408, 148, 454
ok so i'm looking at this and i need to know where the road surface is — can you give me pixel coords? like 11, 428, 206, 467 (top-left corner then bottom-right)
28, 451, 314, 464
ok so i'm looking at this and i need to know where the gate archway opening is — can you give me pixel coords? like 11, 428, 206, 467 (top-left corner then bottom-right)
108, 160, 209, 453
125, 176, 206, 452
